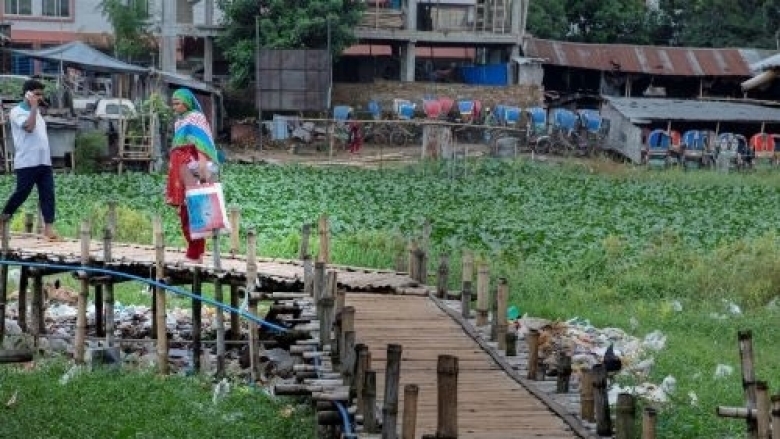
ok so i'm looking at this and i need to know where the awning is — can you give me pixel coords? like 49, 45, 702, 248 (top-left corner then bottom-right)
4, 41, 148, 75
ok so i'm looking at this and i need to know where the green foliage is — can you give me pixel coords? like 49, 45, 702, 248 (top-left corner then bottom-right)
0, 360, 314, 439
216, 0, 365, 89
98, 0, 156, 62
526, 0, 780, 48
74, 131, 108, 175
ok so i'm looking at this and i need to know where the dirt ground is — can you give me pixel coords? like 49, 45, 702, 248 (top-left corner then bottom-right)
223, 141, 494, 169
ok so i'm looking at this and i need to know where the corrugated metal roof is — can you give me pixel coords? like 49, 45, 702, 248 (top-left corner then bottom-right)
604, 97, 780, 122
523, 38, 752, 77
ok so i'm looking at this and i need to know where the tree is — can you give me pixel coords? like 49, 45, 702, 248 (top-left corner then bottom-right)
216, 0, 365, 89
526, 0, 569, 40
526, 0, 653, 44
98, 0, 157, 62
674, 0, 780, 48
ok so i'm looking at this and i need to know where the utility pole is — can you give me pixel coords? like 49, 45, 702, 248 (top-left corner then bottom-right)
160, 0, 177, 73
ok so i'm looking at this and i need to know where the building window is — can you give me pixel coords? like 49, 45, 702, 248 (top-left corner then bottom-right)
4, 0, 32, 15
41, 0, 70, 17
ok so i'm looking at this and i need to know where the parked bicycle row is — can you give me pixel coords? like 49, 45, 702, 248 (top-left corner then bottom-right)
330, 98, 611, 156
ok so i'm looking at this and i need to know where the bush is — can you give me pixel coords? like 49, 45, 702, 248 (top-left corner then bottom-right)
74, 130, 108, 174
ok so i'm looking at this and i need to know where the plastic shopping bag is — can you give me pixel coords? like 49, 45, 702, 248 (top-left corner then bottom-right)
185, 183, 230, 239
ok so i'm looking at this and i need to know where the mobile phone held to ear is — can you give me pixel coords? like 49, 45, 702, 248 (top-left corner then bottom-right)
25, 91, 33, 100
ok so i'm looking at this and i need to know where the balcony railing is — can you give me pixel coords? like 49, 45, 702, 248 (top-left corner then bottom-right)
358, 0, 511, 34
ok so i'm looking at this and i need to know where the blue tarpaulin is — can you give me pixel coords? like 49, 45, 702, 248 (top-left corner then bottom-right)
5, 41, 148, 74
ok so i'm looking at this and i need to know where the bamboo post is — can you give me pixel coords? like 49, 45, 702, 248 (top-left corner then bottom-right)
31, 271, 43, 338
213, 229, 226, 378
642, 407, 657, 439
93, 284, 104, 338
615, 393, 636, 439
475, 262, 489, 326
228, 206, 240, 257
17, 267, 28, 332
593, 364, 612, 436
461, 250, 473, 319
317, 214, 330, 264
394, 236, 407, 273
771, 395, 780, 439
354, 344, 369, 415
303, 254, 314, 297
580, 368, 595, 422
229, 284, 240, 341
556, 353, 572, 393
103, 227, 115, 347
23, 211, 34, 233
505, 330, 517, 356
0, 215, 8, 344
382, 344, 403, 439
318, 272, 334, 348
739, 330, 758, 439
153, 215, 168, 375
436, 355, 459, 439
417, 248, 428, 284
495, 277, 508, 350
314, 261, 326, 302
75, 221, 90, 364
246, 229, 259, 381
363, 369, 379, 433
526, 329, 540, 380
408, 240, 419, 281
756, 381, 770, 439
300, 222, 312, 260
489, 283, 498, 341
192, 267, 202, 373
436, 254, 449, 298
339, 305, 356, 379
402, 384, 419, 439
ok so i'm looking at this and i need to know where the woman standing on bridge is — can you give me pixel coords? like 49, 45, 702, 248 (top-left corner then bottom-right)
166, 88, 221, 263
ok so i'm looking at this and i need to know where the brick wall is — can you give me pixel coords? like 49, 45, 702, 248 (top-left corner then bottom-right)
332, 81, 544, 111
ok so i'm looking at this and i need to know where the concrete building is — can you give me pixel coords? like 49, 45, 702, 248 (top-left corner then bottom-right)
352, 0, 530, 83
1, 0, 221, 79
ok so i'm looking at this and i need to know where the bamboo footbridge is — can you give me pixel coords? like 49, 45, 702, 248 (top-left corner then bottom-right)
0, 227, 609, 439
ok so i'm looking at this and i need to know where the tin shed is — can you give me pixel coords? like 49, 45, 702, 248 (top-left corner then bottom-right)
601, 97, 780, 163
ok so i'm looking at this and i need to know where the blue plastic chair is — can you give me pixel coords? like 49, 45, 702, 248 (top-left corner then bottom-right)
504, 107, 521, 125
367, 100, 382, 120
578, 109, 602, 134
526, 107, 547, 135
333, 105, 352, 122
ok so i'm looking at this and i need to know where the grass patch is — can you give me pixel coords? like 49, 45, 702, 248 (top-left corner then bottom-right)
0, 360, 314, 439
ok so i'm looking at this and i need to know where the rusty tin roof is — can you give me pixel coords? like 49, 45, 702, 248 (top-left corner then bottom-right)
524, 38, 752, 77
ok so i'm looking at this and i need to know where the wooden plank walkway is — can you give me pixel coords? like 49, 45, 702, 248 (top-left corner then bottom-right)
3, 233, 588, 438
348, 294, 579, 439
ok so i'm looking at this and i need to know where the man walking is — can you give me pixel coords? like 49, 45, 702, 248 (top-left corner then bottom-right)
1, 79, 59, 240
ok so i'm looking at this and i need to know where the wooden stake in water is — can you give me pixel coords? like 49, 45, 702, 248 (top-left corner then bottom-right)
103, 227, 115, 347
153, 215, 169, 375
212, 229, 226, 377
75, 221, 90, 364
245, 229, 259, 382
229, 206, 241, 257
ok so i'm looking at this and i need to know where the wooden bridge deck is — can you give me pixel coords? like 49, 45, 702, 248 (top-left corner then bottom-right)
2, 233, 586, 439
349, 294, 578, 439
